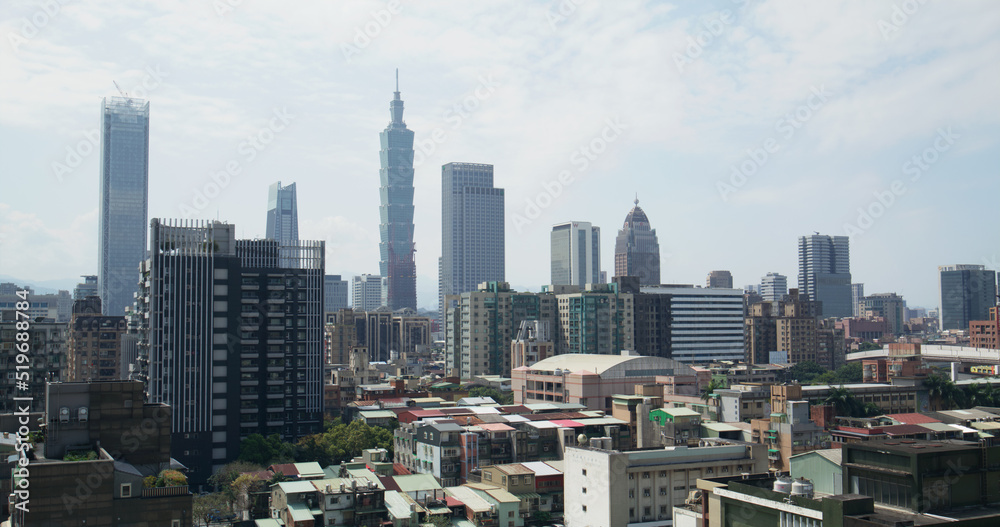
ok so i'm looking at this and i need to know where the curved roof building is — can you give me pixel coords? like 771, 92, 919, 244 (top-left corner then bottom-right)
613, 198, 661, 286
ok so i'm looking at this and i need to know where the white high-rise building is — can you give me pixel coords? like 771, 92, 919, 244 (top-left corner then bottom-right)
760, 272, 788, 302
640, 285, 745, 363
353, 274, 386, 311
551, 221, 601, 286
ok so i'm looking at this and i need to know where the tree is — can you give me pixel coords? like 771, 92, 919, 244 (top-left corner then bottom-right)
824, 386, 863, 417
156, 469, 187, 487
924, 374, 960, 411
294, 419, 395, 465
467, 386, 514, 405
858, 342, 882, 352
787, 361, 827, 384
209, 461, 265, 505
237, 433, 294, 466
966, 383, 987, 408
232, 474, 261, 521
701, 379, 726, 404
193, 492, 232, 526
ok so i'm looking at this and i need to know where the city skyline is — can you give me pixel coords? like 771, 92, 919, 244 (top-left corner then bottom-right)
2, 1, 999, 310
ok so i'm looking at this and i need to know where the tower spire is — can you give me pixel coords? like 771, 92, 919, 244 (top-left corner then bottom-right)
395, 68, 399, 93
634, 193, 639, 206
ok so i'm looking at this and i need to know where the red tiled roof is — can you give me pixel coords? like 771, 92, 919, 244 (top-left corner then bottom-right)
269, 463, 299, 476
885, 413, 940, 425
393, 463, 411, 476
832, 426, 885, 436
445, 496, 464, 507
498, 405, 531, 414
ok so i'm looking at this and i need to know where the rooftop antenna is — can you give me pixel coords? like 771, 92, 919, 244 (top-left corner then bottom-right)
395, 68, 399, 92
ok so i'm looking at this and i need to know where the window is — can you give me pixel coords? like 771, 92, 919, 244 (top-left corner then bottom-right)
582, 469, 587, 476
120, 483, 131, 498
629, 508, 635, 518
582, 487, 587, 494
644, 506, 651, 516
643, 488, 650, 497
628, 473, 635, 480
629, 490, 634, 498
659, 487, 667, 496
172, 521, 181, 527
658, 471, 666, 477
642, 472, 650, 479
508, 511, 514, 518
582, 505, 587, 512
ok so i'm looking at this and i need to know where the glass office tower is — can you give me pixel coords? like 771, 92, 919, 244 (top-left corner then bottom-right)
98, 97, 149, 316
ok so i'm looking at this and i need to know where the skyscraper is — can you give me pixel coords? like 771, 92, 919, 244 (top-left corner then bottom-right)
378, 71, 417, 310
266, 181, 299, 243
324, 275, 349, 313
552, 222, 601, 286
939, 265, 998, 330
439, 162, 505, 321
852, 283, 865, 317
137, 219, 324, 484
761, 272, 788, 302
353, 274, 386, 312
613, 199, 661, 285
707, 270, 733, 289
798, 234, 852, 318
99, 96, 149, 316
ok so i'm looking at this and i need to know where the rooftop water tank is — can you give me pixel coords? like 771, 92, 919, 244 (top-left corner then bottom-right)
790, 478, 814, 499
773, 476, 793, 494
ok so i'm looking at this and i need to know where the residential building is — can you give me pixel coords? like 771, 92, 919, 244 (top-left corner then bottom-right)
353, 274, 386, 311
970, 307, 1000, 349
553, 283, 632, 356
439, 162, 505, 323
939, 264, 997, 330
326, 309, 431, 364
861, 356, 930, 383
851, 283, 864, 317
860, 292, 905, 336
749, 385, 828, 472
641, 285, 745, 363
136, 219, 324, 485
99, 96, 149, 316
616, 277, 672, 359
67, 296, 127, 381
324, 274, 349, 313
563, 440, 766, 527
0, 312, 67, 412
512, 352, 699, 412
74, 275, 98, 300
551, 221, 601, 286
271, 473, 386, 527
444, 282, 557, 379
613, 199, 661, 286
835, 317, 890, 344
797, 234, 852, 318
706, 270, 733, 289
15, 381, 191, 527
379, 72, 418, 310
760, 272, 787, 302
511, 319, 554, 370
745, 289, 825, 366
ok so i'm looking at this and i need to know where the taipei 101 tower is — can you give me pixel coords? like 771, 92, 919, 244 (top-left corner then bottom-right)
378, 70, 417, 310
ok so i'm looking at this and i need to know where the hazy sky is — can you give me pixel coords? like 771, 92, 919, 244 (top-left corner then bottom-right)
1, 0, 998, 310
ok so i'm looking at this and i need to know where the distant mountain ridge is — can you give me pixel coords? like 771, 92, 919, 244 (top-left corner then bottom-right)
0, 275, 83, 295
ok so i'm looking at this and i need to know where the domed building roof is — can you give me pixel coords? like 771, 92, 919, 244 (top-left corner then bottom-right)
623, 198, 650, 228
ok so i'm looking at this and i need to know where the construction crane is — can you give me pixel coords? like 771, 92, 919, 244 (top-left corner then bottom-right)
113, 80, 131, 102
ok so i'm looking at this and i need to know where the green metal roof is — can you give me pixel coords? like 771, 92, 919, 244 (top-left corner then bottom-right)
768, 449, 780, 453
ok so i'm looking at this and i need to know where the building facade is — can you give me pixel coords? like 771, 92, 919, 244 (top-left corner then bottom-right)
324, 275, 349, 313
439, 162, 505, 323
353, 274, 386, 312
99, 96, 150, 317
551, 221, 601, 286
939, 264, 997, 331
613, 199, 661, 286
859, 292, 905, 336
266, 180, 299, 267
67, 296, 127, 381
706, 270, 733, 289
137, 219, 325, 485
760, 272, 788, 302
0, 313, 67, 413
851, 283, 864, 317
641, 285, 745, 363
797, 234, 852, 318
74, 275, 98, 300
379, 74, 418, 310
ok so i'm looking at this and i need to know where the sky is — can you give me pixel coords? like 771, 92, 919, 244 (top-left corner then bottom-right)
0, 0, 998, 310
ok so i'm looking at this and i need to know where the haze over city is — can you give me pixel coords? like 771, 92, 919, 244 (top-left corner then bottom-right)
2, 0, 998, 309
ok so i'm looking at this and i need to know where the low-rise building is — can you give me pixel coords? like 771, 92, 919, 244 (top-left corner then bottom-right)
563, 439, 766, 527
